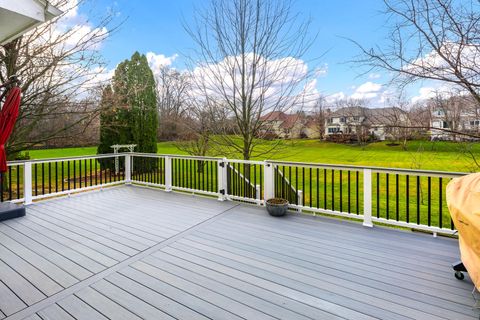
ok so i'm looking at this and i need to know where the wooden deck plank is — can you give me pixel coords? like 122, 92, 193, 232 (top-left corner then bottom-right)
105, 272, 210, 320
36, 304, 75, 320
27, 207, 142, 255
74, 287, 142, 320
119, 266, 244, 320
141, 250, 344, 320
56, 295, 109, 320
91, 279, 176, 320
141, 254, 320, 320
12, 218, 118, 267
3, 221, 103, 275
0, 280, 26, 316
38, 201, 159, 247
0, 259, 45, 306
0, 233, 78, 289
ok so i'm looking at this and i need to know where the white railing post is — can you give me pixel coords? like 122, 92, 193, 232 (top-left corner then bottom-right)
297, 190, 303, 212
264, 161, 274, 201
165, 156, 172, 192
363, 168, 373, 227
255, 184, 261, 205
125, 155, 131, 184
24, 162, 32, 205
217, 158, 228, 201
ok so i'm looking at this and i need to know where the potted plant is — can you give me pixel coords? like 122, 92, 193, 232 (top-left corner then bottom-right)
265, 198, 289, 217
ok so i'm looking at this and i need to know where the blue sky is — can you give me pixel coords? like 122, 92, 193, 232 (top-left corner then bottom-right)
80, 0, 429, 105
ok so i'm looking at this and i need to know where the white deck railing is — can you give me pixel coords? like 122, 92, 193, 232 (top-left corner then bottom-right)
3, 152, 466, 235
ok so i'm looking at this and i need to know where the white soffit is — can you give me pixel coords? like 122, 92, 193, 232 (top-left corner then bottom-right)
0, 0, 62, 45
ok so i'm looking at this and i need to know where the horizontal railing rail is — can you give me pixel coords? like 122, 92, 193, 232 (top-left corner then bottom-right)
4, 152, 468, 235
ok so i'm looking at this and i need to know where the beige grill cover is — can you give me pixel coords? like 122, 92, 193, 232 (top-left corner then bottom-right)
446, 173, 480, 290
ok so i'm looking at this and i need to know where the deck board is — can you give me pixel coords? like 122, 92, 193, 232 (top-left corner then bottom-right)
0, 185, 477, 320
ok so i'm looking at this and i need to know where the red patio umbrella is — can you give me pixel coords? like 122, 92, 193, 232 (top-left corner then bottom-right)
0, 85, 21, 172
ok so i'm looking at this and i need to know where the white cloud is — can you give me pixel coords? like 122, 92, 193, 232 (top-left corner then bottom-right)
410, 84, 460, 104
190, 53, 316, 112
325, 92, 346, 103
350, 81, 382, 100
404, 41, 480, 81
146, 52, 179, 75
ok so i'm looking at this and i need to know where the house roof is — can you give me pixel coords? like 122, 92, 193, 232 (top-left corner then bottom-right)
260, 111, 302, 129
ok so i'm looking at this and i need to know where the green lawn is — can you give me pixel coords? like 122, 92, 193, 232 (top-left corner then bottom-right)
25, 139, 480, 172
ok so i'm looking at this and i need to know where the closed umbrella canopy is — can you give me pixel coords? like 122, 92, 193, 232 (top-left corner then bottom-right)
0, 86, 21, 172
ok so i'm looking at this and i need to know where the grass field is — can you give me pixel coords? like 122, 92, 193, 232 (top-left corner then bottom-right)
26, 139, 480, 172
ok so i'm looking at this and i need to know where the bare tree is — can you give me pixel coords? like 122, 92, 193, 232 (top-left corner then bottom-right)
354, 0, 480, 107
311, 97, 329, 140
156, 66, 190, 140
0, 0, 118, 156
185, 0, 316, 160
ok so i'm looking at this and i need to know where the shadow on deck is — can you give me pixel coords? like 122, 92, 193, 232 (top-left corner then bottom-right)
0, 185, 477, 320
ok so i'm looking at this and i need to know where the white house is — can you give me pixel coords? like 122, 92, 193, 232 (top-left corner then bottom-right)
325, 106, 408, 141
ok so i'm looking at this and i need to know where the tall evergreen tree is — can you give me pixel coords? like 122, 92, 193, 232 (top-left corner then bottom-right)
97, 52, 158, 159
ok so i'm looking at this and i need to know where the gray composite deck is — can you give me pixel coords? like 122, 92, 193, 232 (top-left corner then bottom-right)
0, 185, 478, 320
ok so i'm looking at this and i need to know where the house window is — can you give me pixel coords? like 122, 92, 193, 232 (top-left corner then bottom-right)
328, 127, 340, 133
327, 118, 333, 124
353, 116, 359, 121
340, 117, 346, 123
443, 121, 450, 128
471, 120, 480, 126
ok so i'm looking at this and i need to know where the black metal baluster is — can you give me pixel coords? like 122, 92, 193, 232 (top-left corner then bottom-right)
331, 169, 334, 211
259, 165, 263, 200
34, 163, 38, 196
95, 160, 98, 185
8, 166, 12, 200
254, 164, 257, 198
89, 159, 92, 187
48, 162, 51, 194
386, 173, 389, 219
85, 159, 88, 185
348, 171, 352, 214
439, 177, 443, 229
79, 160, 82, 188
396, 174, 399, 221
416, 176, 420, 224
302, 167, 305, 206
309, 167, 312, 207
16, 165, 20, 199
356, 171, 359, 214
54, 162, 58, 193
41, 163, 45, 195
68, 161, 71, 190
406, 175, 410, 223
316, 168, 319, 208
99, 160, 102, 185
339, 170, 343, 212
427, 176, 431, 226
323, 168, 327, 207
73, 160, 76, 189
61, 162, 65, 191
376, 172, 379, 218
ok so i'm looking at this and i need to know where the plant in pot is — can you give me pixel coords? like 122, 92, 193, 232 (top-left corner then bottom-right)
265, 198, 289, 217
